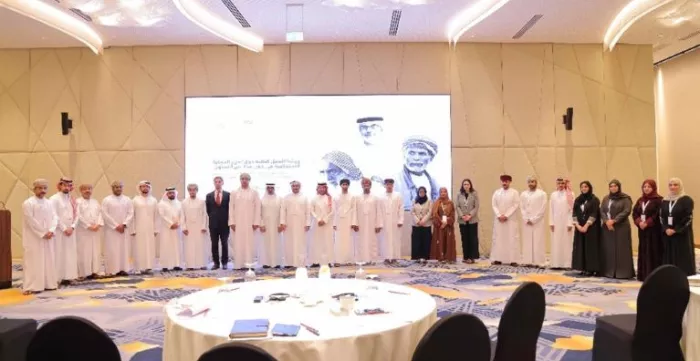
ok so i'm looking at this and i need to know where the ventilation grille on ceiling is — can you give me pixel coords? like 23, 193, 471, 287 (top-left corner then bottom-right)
679, 29, 700, 41
221, 0, 251, 28
512, 14, 543, 39
389, 9, 402, 36
69, 8, 92, 22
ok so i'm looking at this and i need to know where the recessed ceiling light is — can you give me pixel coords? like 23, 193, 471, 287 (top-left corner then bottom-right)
286, 31, 304, 42
120, 0, 145, 10
98, 13, 122, 27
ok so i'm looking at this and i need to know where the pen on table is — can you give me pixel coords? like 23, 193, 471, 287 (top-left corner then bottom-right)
301, 323, 320, 336
388, 290, 410, 295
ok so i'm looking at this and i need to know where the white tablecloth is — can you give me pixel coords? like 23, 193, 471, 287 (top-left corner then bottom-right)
163, 278, 437, 361
685, 287, 700, 361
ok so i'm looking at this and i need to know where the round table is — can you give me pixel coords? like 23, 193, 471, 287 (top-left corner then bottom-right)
163, 278, 437, 361
685, 286, 700, 361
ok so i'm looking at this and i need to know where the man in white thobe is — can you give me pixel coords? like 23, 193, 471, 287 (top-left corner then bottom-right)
280, 181, 310, 267
131, 180, 159, 273
22, 179, 59, 294
51, 177, 78, 284
519, 176, 547, 267
310, 182, 335, 266
182, 183, 208, 270
76, 184, 103, 279
380, 178, 404, 263
491, 174, 521, 266
549, 177, 574, 269
355, 178, 384, 263
334, 178, 357, 265
259, 183, 282, 268
228, 173, 261, 269
158, 187, 183, 271
102, 181, 133, 276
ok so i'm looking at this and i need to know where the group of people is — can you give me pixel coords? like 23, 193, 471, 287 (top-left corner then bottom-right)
20, 171, 696, 294
421, 174, 696, 280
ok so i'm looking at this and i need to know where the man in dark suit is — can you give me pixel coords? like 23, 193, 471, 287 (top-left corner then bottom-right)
206, 176, 230, 269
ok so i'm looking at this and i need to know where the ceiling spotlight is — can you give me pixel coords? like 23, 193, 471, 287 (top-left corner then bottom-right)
136, 16, 163, 27
98, 13, 122, 26
120, 0, 145, 9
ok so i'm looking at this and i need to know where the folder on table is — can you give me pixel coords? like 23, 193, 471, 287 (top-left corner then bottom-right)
229, 319, 270, 339
271, 323, 300, 337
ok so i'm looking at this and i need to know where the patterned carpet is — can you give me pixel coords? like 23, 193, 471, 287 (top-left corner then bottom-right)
0, 260, 651, 361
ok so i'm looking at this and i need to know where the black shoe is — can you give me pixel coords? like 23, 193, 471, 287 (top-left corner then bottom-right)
173, 267, 183, 271
263, 265, 271, 269
162, 268, 169, 272
212, 265, 220, 270
221, 263, 228, 270
117, 271, 128, 276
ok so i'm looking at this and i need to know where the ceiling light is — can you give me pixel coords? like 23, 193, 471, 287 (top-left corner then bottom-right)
446, 0, 511, 44
286, 31, 304, 42
172, 0, 263, 52
603, 0, 674, 51
325, 0, 371, 7
76, 0, 104, 14
0, 0, 104, 54
98, 13, 122, 27
286, 4, 304, 42
135, 16, 163, 27
120, 0, 145, 10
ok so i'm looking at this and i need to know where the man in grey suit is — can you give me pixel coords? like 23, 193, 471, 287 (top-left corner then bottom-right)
205, 176, 230, 269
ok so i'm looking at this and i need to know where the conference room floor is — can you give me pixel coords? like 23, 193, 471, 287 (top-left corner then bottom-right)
3, 254, 699, 361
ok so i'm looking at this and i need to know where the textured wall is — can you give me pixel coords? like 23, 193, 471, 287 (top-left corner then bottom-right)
656, 49, 700, 245
0, 43, 656, 258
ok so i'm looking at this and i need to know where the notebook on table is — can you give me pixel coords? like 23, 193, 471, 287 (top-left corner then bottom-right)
229, 319, 270, 339
271, 323, 301, 337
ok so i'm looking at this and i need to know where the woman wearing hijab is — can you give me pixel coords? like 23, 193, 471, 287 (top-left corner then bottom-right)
456, 178, 480, 264
430, 187, 457, 262
632, 179, 664, 281
660, 178, 696, 275
600, 179, 635, 279
571, 181, 601, 276
411, 186, 432, 261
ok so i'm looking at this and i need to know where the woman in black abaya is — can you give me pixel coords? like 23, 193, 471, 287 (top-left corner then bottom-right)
600, 179, 635, 279
571, 181, 601, 276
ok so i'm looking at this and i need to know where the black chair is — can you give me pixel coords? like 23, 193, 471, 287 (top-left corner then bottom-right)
0, 318, 37, 361
412, 313, 491, 361
198, 342, 278, 361
26, 316, 120, 361
492, 281, 546, 361
592, 264, 690, 361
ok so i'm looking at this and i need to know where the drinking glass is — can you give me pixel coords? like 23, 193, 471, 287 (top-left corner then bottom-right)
355, 261, 366, 280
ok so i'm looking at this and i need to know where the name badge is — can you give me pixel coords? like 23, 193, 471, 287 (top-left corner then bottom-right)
668, 217, 674, 226
442, 215, 447, 223
640, 215, 646, 222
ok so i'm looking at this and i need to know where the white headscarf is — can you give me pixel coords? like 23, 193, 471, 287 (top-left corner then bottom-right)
162, 187, 177, 201
137, 180, 151, 196
664, 177, 686, 201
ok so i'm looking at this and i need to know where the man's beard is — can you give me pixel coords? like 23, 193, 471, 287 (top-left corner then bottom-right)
168, 196, 175, 200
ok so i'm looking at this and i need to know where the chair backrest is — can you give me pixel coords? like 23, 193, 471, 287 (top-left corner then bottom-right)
26, 316, 120, 361
493, 282, 546, 361
198, 342, 278, 361
411, 313, 490, 361
633, 264, 690, 361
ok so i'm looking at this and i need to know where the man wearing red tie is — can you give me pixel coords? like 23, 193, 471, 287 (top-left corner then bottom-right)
206, 176, 230, 269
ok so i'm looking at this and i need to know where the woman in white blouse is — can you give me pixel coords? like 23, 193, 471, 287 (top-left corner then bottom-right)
411, 186, 432, 261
